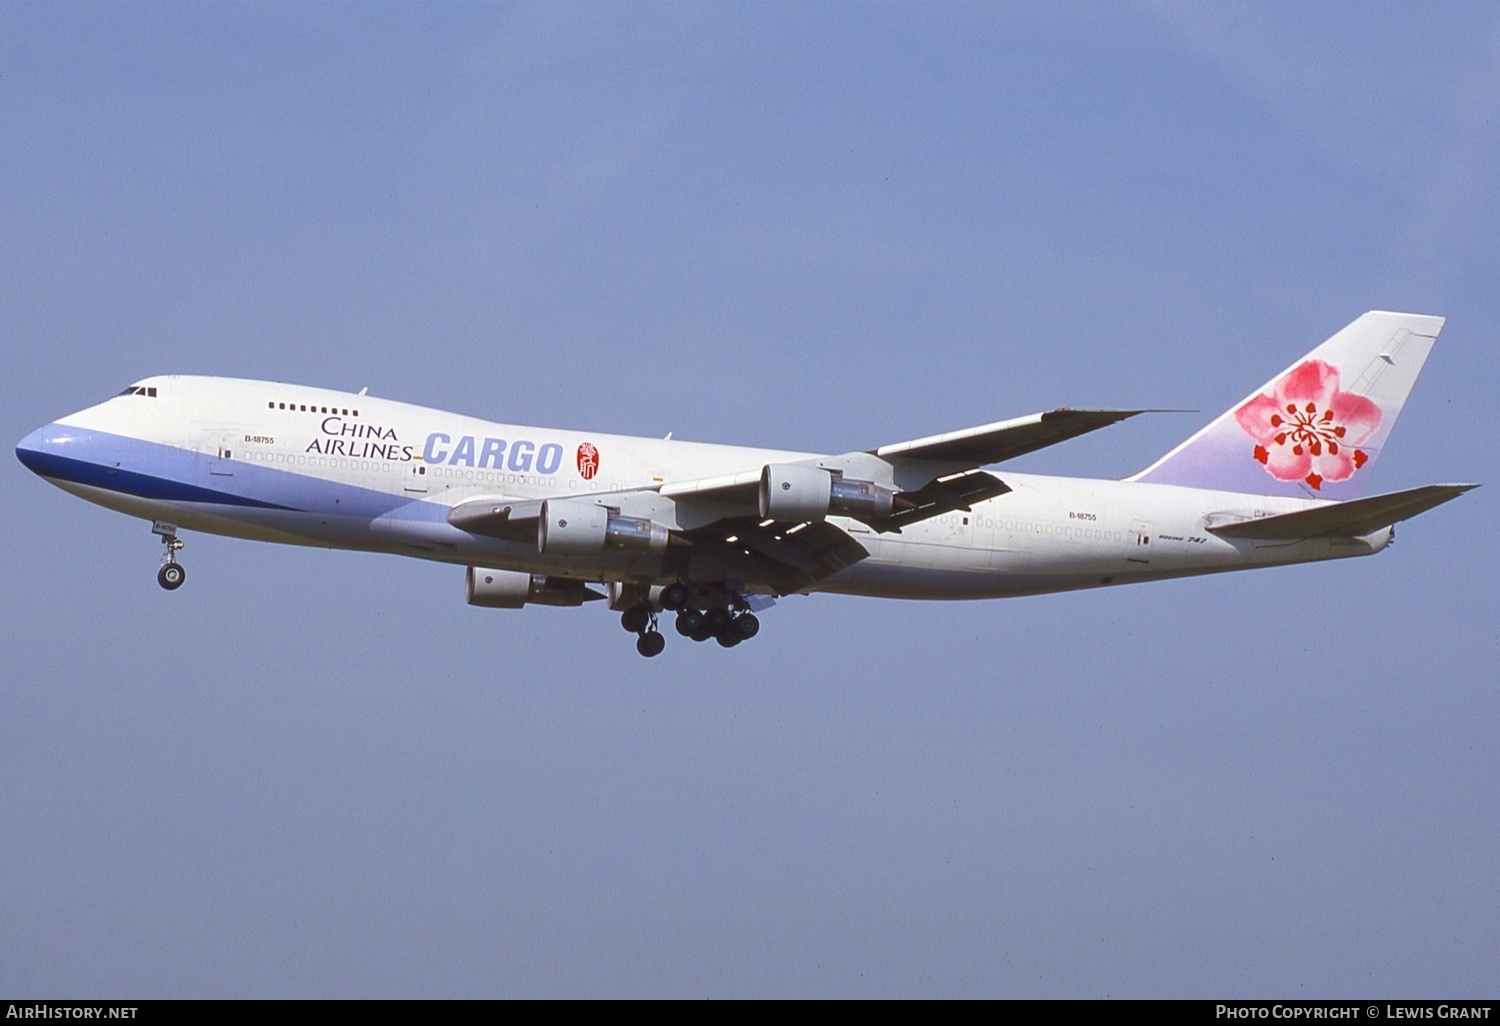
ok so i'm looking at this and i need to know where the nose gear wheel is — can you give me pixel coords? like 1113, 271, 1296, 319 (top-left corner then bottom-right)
152, 522, 185, 591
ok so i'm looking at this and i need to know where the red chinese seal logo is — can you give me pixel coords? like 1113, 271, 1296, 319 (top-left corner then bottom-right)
576, 442, 599, 480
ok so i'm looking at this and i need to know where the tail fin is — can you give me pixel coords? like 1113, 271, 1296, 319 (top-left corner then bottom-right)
1130, 311, 1445, 499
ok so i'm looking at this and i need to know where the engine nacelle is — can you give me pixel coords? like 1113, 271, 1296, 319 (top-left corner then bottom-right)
830, 475, 897, 520
466, 567, 598, 608
537, 498, 670, 556
759, 464, 894, 521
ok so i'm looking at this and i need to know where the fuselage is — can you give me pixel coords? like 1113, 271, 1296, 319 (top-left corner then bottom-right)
16, 375, 1388, 600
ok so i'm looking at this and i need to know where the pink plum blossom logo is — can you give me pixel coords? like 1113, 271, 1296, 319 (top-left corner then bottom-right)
1233, 359, 1381, 491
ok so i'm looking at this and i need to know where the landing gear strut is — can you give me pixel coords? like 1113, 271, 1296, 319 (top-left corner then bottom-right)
153, 521, 185, 591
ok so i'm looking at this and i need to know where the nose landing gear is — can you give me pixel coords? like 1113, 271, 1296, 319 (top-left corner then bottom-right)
153, 521, 185, 591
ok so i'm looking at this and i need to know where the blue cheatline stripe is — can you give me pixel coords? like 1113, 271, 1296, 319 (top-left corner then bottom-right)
16, 424, 424, 518
17, 447, 297, 510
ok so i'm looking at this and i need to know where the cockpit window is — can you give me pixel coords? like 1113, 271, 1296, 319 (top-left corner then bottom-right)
114, 386, 158, 398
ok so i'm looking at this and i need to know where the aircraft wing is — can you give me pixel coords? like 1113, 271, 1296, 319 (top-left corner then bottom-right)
1206, 484, 1477, 540
657, 408, 1153, 510
874, 408, 1154, 467
448, 408, 1149, 555
447, 493, 869, 595
653, 409, 1146, 531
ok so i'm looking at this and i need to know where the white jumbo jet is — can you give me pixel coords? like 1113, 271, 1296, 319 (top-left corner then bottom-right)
16, 311, 1476, 657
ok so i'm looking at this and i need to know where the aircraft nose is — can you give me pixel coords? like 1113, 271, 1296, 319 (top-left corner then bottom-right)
15, 422, 70, 478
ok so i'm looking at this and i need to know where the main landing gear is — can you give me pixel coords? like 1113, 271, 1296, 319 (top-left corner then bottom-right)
153, 521, 186, 591
672, 607, 759, 647
665, 583, 760, 650
618, 582, 764, 657
619, 604, 667, 657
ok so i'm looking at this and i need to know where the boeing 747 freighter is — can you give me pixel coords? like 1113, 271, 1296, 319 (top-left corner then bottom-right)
16, 311, 1475, 656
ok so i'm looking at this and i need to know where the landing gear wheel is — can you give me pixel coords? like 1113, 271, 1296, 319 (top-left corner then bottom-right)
661, 582, 690, 611
734, 613, 760, 640
636, 630, 666, 658
715, 629, 742, 648
620, 604, 651, 634
674, 610, 702, 637
153, 523, 185, 590
705, 607, 732, 632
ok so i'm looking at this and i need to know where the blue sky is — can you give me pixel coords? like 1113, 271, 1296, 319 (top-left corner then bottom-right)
2, 3, 1496, 997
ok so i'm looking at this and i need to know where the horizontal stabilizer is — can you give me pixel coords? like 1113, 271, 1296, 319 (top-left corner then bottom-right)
1206, 484, 1477, 540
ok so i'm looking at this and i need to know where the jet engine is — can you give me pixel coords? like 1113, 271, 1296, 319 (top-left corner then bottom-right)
758, 464, 895, 521
465, 567, 600, 608
536, 498, 670, 556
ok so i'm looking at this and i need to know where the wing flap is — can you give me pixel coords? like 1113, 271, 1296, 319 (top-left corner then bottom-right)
685, 518, 870, 595
1206, 484, 1476, 540
865, 470, 1011, 533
